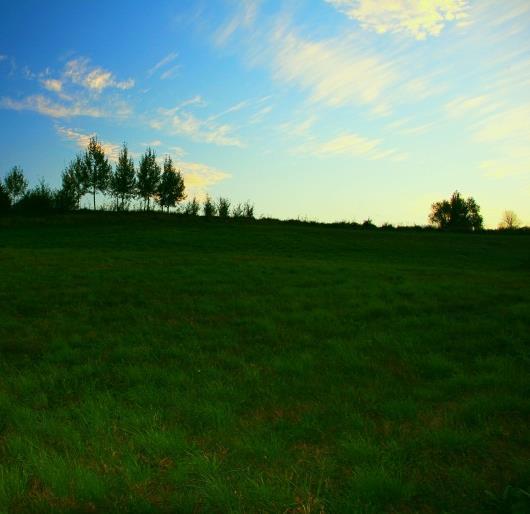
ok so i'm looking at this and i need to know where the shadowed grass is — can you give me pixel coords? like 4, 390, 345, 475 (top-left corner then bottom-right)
0, 213, 529, 512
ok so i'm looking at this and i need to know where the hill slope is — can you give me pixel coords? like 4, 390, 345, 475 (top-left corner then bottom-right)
1, 214, 529, 513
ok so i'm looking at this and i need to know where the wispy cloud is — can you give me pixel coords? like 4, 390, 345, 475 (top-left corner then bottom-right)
249, 105, 272, 124
214, 0, 260, 46
300, 132, 407, 162
148, 51, 178, 77
386, 117, 436, 136
151, 97, 244, 147
56, 126, 121, 160
64, 58, 134, 92
142, 140, 162, 147
41, 78, 63, 93
279, 116, 318, 137
0, 95, 104, 118
208, 100, 250, 121
263, 22, 398, 109
326, 0, 470, 40
172, 112, 243, 147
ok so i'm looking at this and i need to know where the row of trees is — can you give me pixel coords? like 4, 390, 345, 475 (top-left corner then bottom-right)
0, 137, 255, 218
0, 137, 524, 230
61, 138, 185, 212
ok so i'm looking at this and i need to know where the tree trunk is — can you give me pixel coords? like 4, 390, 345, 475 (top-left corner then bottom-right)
93, 187, 96, 210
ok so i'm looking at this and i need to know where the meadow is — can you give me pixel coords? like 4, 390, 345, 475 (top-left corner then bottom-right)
0, 213, 529, 513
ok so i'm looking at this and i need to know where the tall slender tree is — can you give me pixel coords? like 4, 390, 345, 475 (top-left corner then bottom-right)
137, 148, 161, 210
82, 137, 112, 210
157, 156, 186, 212
110, 143, 136, 211
59, 155, 87, 210
4, 166, 28, 204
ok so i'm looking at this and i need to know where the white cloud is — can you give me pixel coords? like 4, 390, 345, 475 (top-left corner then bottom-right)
0, 95, 104, 118
215, 0, 260, 46
208, 100, 250, 121
386, 117, 436, 136
172, 112, 243, 147
279, 116, 318, 137
160, 65, 181, 80
265, 23, 398, 108
152, 98, 244, 147
178, 161, 231, 199
474, 103, 530, 144
326, 0, 469, 39
148, 51, 178, 77
297, 132, 407, 161
56, 126, 121, 161
142, 140, 162, 147
249, 105, 272, 124
64, 58, 134, 92
41, 78, 63, 93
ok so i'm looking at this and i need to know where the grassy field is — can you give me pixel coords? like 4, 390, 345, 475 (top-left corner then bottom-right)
0, 214, 529, 513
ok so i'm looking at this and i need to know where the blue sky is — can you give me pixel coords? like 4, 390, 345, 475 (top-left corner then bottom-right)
1, 0, 529, 226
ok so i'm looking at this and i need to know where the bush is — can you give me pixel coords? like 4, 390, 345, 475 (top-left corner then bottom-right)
362, 218, 377, 229
14, 180, 56, 213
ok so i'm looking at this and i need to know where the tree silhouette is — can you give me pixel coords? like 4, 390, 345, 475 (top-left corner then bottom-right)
184, 197, 200, 215
429, 191, 483, 231
82, 137, 112, 210
157, 156, 186, 212
4, 166, 28, 204
217, 197, 230, 218
498, 210, 521, 230
137, 148, 161, 210
203, 194, 216, 217
0, 181, 11, 213
59, 155, 87, 210
111, 144, 136, 211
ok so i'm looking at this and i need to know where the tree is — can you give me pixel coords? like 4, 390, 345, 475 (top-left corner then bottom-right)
429, 191, 483, 231
498, 210, 521, 230
137, 148, 161, 210
82, 137, 112, 210
184, 197, 200, 215
0, 181, 11, 213
157, 156, 186, 212
59, 155, 87, 210
203, 194, 216, 217
243, 201, 254, 219
217, 197, 230, 218
4, 166, 28, 204
110, 144, 136, 211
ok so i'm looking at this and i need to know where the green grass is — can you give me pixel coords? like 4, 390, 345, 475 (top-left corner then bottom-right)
0, 213, 529, 513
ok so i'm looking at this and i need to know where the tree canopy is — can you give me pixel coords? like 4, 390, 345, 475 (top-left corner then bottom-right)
83, 137, 112, 210
157, 156, 186, 212
4, 166, 28, 204
137, 148, 161, 210
429, 191, 483, 231
111, 144, 137, 211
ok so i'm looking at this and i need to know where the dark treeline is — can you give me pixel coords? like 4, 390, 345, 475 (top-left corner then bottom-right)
0, 137, 254, 219
0, 137, 526, 231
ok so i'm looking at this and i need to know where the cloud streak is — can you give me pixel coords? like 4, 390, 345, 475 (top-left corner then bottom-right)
326, 0, 469, 40
0, 95, 104, 118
